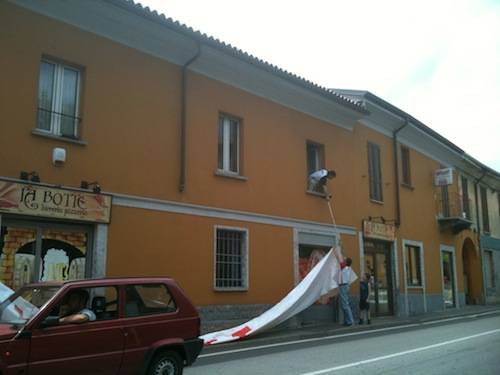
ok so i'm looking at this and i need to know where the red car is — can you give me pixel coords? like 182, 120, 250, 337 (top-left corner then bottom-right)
0, 277, 203, 374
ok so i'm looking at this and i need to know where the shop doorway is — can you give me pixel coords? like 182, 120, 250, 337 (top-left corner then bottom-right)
364, 240, 394, 316
441, 248, 457, 308
0, 220, 92, 290
462, 238, 482, 304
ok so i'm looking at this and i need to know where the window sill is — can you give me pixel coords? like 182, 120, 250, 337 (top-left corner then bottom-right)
214, 287, 249, 292
306, 190, 328, 198
32, 129, 87, 146
401, 183, 414, 190
214, 170, 248, 181
370, 199, 384, 205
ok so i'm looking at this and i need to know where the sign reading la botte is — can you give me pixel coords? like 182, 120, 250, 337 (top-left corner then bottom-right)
0, 180, 111, 223
363, 220, 395, 241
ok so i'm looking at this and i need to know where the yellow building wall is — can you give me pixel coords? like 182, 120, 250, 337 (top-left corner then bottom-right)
0, 1, 482, 307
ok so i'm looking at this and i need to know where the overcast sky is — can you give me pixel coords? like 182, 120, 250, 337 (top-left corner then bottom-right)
141, 0, 500, 172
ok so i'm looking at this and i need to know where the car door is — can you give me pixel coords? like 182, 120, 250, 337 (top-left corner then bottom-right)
27, 285, 125, 375
118, 283, 180, 375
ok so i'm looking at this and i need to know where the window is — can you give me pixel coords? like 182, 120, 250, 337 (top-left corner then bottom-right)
50, 287, 118, 321
124, 284, 177, 317
497, 192, 500, 218
218, 114, 240, 174
484, 250, 495, 288
461, 177, 471, 219
405, 245, 422, 287
368, 142, 383, 202
37, 59, 81, 138
401, 146, 411, 186
306, 141, 325, 193
480, 186, 490, 233
215, 228, 248, 290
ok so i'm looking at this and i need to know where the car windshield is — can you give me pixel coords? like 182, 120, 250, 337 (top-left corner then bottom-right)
0, 285, 61, 326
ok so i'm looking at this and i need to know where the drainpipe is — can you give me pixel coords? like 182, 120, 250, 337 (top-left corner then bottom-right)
473, 170, 487, 304
393, 118, 409, 227
179, 43, 201, 192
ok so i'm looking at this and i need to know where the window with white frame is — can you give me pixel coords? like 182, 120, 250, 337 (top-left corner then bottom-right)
218, 114, 240, 174
215, 228, 247, 290
484, 250, 495, 288
306, 141, 325, 193
37, 59, 81, 138
405, 244, 422, 287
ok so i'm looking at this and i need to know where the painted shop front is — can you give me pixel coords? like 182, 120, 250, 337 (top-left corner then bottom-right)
0, 179, 111, 289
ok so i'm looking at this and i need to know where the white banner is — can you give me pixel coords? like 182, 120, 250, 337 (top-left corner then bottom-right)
201, 247, 357, 345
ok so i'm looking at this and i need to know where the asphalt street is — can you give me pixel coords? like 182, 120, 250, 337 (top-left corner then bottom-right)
186, 314, 500, 375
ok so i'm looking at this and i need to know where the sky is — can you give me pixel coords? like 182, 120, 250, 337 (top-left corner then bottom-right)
141, 0, 500, 172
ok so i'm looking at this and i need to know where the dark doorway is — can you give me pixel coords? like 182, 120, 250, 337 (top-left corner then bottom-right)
364, 240, 394, 316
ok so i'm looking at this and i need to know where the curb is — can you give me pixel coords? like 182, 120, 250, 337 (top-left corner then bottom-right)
200, 306, 500, 355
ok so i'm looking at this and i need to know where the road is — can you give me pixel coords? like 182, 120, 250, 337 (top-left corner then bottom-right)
187, 314, 500, 375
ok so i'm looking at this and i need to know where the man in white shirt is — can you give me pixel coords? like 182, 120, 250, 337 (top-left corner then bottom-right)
59, 289, 96, 324
308, 169, 336, 193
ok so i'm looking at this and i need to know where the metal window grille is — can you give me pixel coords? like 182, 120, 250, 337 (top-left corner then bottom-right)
216, 229, 245, 288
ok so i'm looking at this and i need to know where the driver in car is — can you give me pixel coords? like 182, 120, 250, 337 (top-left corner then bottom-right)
59, 289, 96, 324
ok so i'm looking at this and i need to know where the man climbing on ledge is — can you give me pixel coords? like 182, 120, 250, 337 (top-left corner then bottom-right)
335, 247, 354, 327
308, 169, 336, 194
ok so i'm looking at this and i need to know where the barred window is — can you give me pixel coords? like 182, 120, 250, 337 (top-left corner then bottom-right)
215, 228, 248, 290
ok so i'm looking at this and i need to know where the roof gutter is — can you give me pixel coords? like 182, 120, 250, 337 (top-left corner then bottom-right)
179, 42, 201, 193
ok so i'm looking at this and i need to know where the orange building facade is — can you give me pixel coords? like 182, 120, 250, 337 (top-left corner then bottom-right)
1, 0, 499, 329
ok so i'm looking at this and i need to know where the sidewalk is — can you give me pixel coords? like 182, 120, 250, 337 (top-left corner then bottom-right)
201, 304, 500, 354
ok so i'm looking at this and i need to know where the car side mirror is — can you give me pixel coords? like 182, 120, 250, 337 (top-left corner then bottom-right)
40, 316, 60, 328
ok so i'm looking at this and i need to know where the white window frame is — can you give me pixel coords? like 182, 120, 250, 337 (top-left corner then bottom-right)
440, 244, 459, 309
293, 228, 337, 285
402, 239, 426, 314
213, 225, 249, 291
217, 114, 240, 175
37, 58, 81, 138
306, 141, 325, 193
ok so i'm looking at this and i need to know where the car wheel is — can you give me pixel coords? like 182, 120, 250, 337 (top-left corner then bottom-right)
149, 350, 183, 375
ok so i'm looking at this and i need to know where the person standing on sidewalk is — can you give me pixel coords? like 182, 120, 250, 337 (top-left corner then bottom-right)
359, 272, 371, 325
335, 248, 354, 327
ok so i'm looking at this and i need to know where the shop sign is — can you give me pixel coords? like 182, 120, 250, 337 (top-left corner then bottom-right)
0, 181, 111, 223
434, 168, 453, 186
363, 220, 395, 241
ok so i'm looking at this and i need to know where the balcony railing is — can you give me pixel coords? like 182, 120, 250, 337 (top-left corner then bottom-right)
435, 190, 473, 233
